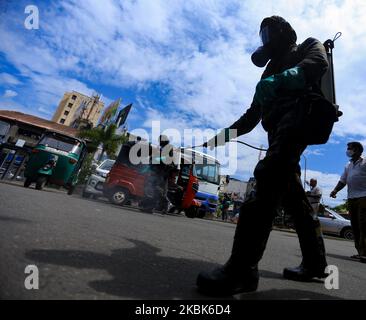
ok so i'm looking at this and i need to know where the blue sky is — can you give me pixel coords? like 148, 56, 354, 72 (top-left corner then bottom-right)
1, 0, 366, 206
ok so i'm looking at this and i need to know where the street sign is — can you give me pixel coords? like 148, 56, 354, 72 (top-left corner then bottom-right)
116, 103, 132, 128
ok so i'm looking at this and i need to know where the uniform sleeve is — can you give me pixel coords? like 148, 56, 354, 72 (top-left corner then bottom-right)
296, 37, 329, 85
228, 102, 262, 137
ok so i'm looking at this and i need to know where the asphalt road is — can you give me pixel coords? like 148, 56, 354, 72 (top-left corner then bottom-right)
0, 182, 365, 300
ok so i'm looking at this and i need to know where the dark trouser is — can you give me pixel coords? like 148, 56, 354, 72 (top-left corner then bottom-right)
229, 123, 327, 272
348, 197, 366, 256
222, 208, 228, 221
157, 178, 169, 213
144, 173, 168, 212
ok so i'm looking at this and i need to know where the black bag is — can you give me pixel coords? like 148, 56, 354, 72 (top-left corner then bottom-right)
294, 92, 342, 145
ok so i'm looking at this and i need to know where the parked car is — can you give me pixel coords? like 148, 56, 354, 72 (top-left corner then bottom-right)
82, 159, 115, 199
318, 207, 354, 240
273, 206, 353, 240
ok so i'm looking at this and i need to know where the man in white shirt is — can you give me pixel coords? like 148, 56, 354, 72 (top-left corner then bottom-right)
306, 178, 322, 215
330, 142, 366, 263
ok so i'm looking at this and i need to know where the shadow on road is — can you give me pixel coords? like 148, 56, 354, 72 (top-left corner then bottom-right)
260, 269, 324, 284
326, 253, 358, 263
25, 238, 231, 300
0, 215, 32, 223
25, 239, 340, 300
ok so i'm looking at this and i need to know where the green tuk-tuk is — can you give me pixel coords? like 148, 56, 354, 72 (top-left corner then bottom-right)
24, 131, 87, 194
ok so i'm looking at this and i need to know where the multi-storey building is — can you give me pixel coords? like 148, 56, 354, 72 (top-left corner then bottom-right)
52, 91, 104, 128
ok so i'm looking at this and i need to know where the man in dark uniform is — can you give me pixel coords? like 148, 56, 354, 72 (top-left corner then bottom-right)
141, 135, 174, 214
197, 16, 329, 295
157, 135, 174, 214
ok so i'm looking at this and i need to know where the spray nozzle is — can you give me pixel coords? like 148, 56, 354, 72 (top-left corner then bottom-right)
324, 32, 342, 52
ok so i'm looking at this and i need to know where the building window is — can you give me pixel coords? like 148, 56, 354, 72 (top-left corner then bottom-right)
60, 119, 66, 124
68, 103, 73, 108
71, 95, 77, 100
64, 110, 69, 116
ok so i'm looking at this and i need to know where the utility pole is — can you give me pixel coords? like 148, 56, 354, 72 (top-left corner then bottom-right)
302, 154, 307, 189
86, 94, 100, 120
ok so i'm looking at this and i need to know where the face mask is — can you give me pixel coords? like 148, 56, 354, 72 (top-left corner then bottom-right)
251, 45, 271, 67
346, 150, 354, 158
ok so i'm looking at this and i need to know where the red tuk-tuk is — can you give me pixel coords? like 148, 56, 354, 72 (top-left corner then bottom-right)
103, 141, 201, 217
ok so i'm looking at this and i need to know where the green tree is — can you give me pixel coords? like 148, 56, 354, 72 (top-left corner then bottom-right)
77, 153, 95, 185
331, 201, 348, 213
78, 124, 127, 161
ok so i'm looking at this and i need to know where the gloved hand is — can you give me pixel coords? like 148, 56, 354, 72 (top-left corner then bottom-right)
330, 190, 337, 198
203, 128, 231, 149
254, 66, 306, 107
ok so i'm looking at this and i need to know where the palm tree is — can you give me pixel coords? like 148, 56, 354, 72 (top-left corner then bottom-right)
78, 124, 127, 161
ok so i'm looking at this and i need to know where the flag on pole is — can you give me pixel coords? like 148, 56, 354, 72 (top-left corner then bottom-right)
115, 103, 132, 128
99, 98, 121, 126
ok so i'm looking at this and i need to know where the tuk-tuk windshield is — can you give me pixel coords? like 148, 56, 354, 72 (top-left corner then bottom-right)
39, 134, 82, 155
0, 120, 10, 137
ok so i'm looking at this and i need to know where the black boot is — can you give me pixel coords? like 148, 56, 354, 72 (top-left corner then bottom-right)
196, 261, 259, 296
283, 263, 328, 282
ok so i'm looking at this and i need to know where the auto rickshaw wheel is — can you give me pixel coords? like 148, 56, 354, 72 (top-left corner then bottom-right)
35, 176, 47, 190
196, 209, 206, 219
24, 178, 32, 188
110, 188, 129, 206
185, 206, 198, 218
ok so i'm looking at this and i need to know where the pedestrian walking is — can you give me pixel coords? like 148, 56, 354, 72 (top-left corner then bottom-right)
330, 142, 366, 263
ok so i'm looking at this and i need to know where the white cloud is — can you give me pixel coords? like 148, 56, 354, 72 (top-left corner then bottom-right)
1, 0, 366, 190
0, 73, 21, 86
304, 148, 325, 156
3, 89, 18, 98
3, 0, 364, 134
0, 99, 26, 113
